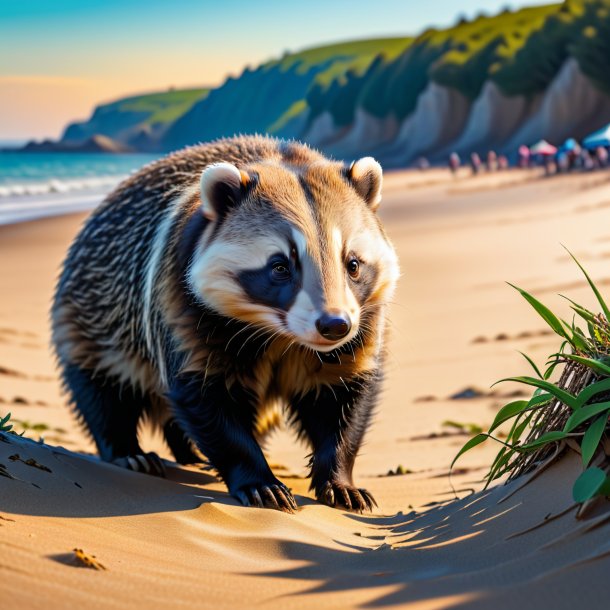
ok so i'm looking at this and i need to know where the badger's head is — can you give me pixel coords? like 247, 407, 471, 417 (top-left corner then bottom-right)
186, 154, 399, 354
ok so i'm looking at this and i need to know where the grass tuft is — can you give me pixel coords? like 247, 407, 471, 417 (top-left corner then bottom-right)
454, 252, 610, 512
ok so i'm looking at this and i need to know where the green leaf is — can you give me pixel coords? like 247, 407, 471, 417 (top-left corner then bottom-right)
564, 354, 610, 379
509, 411, 535, 444
564, 401, 610, 433
563, 247, 610, 323
451, 433, 489, 470
543, 358, 563, 380
519, 430, 568, 451
572, 467, 608, 503
485, 447, 516, 486
489, 400, 529, 433
565, 299, 598, 325
495, 376, 578, 410
565, 324, 590, 353
518, 352, 544, 379
581, 415, 607, 467
528, 391, 553, 408
575, 377, 610, 408
508, 283, 571, 341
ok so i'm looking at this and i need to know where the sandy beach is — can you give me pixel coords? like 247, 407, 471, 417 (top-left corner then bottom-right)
2, 168, 610, 609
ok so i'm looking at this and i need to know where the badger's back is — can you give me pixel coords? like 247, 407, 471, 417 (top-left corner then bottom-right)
52, 136, 325, 392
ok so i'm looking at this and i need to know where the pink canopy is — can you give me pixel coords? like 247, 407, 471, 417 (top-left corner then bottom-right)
529, 140, 557, 156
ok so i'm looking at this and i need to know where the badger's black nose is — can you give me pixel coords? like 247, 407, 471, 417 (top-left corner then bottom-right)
316, 311, 352, 341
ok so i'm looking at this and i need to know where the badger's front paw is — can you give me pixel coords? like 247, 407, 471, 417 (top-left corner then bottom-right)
317, 480, 377, 512
232, 481, 298, 513
111, 452, 166, 477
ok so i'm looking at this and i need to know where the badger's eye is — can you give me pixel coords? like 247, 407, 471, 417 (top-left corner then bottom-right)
271, 260, 291, 281
347, 258, 360, 279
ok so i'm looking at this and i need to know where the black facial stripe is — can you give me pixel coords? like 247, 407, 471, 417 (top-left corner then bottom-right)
178, 211, 210, 278
297, 174, 318, 217
237, 258, 302, 311
349, 260, 379, 305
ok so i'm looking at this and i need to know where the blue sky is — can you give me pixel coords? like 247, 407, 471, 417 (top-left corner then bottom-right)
1, 0, 557, 138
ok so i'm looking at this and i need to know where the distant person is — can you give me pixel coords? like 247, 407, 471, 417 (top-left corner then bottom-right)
569, 143, 582, 170
596, 146, 608, 168
581, 149, 595, 171
469, 152, 482, 175
448, 152, 460, 174
557, 152, 569, 174
486, 150, 497, 172
416, 156, 430, 171
497, 154, 509, 170
518, 145, 530, 169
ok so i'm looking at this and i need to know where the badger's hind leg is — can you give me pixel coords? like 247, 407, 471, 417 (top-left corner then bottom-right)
163, 418, 201, 465
61, 363, 165, 476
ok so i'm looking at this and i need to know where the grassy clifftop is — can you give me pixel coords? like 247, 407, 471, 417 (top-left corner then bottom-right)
309, 4, 560, 125
61, 88, 209, 148
161, 37, 412, 150
57, 1, 610, 155
106, 89, 210, 128
310, 0, 610, 126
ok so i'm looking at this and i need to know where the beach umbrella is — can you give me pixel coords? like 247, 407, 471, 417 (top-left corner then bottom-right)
559, 137, 578, 153
583, 124, 610, 149
529, 140, 557, 155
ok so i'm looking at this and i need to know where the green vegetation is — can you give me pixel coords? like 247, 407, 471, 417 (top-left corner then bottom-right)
62, 87, 209, 145
442, 420, 484, 435
453, 252, 610, 511
308, 0, 610, 127
112, 88, 209, 128
163, 37, 412, 148
570, 1, 610, 95
271, 37, 412, 81
267, 99, 308, 134
0, 412, 14, 433
308, 4, 561, 124
64, 1, 610, 151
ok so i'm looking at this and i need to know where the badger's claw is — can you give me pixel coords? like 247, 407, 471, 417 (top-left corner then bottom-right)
234, 481, 297, 512
111, 452, 166, 477
317, 480, 377, 512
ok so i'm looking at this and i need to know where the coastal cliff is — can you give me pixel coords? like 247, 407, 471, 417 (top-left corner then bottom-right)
48, 1, 610, 164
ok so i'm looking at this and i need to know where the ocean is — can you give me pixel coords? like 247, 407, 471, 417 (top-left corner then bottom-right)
0, 152, 159, 225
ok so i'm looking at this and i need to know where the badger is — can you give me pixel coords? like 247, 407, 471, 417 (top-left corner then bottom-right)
52, 136, 399, 512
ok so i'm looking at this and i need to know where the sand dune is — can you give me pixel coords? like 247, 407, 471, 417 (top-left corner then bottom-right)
2, 169, 610, 608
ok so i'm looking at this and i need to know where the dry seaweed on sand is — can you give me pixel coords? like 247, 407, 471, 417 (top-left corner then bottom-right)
454, 250, 610, 517
72, 548, 107, 571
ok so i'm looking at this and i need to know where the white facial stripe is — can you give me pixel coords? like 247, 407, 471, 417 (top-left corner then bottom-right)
190, 233, 289, 285
331, 227, 343, 260
286, 290, 317, 336
290, 227, 308, 260
349, 231, 400, 298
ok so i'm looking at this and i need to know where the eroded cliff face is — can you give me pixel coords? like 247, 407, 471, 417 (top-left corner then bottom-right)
302, 112, 349, 149
504, 59, 610, 150
303, 81, 471, 165
303, 59, 610, 167
302, 108, 400, 158
379, 83, 471, 166
449, 82, 542, 155
311, 109, 400, 159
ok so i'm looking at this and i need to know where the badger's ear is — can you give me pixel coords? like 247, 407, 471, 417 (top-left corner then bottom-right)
347, 157, 383, 211
200, 162, 250, 221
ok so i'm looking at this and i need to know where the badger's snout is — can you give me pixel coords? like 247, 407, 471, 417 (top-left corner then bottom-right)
315, 310, 351, 341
